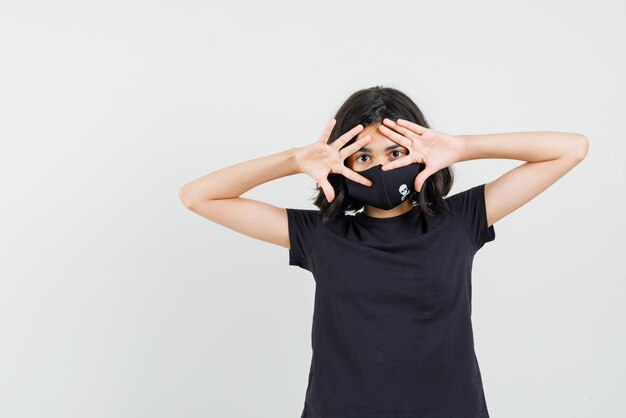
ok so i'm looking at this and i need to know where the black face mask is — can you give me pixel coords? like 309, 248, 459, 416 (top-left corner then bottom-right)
344, 162, 424, 210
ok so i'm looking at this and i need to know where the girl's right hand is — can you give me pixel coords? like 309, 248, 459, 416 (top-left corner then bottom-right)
293, 118, 373, 203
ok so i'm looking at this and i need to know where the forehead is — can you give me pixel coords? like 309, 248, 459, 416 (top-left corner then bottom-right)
357, 122, 382, 137
355, 122, 404, 149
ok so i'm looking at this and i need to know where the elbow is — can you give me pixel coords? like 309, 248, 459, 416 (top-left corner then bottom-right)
574, 134, 589, 161
178, 186, 195, 210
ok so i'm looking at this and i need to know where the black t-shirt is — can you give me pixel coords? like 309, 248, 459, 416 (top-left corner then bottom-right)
286, 183, 496, 418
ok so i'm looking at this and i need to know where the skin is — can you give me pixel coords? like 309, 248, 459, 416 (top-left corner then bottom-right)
374, 117, 589, 228
179, 116, 588, 251
347, 121, 414, 219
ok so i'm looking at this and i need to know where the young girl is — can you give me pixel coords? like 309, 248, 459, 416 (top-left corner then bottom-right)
179, 86, 588, 418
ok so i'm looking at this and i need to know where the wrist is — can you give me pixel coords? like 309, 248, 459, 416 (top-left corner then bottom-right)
456, 135, 471, 163
287, 146, 302, 174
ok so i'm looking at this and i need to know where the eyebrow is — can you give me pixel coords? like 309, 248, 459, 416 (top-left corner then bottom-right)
357, 144, 404, 153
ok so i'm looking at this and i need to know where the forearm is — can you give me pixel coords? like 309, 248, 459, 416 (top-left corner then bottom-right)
179, 147, 300, 205
457, 131, 589, 163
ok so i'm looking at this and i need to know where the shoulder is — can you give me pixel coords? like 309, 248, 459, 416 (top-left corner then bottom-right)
285, 208, 325, 228
437, 183, 495, 251
438, 184, 486, 217
285, 208, 351, 270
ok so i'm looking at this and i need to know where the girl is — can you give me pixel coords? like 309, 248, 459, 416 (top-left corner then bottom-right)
179, 86, 588, 418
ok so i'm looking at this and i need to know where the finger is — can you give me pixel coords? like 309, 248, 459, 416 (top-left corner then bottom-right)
319, 179, 336, 202
414, 167, 433, 192
397, 118, 427, 134
382, 118, 420, 140
380, 155, 413, 171
378, 124, 413, 148
341, 167, 373, 187
338, 135, 371, 160
318, 118, 337, 145
331, 123, 365, 149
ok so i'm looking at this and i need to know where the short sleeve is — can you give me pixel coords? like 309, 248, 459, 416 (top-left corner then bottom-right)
285, 208, 323, 271
443, 183, 496, 252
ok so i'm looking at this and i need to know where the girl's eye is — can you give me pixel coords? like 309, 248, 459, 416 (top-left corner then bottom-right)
355, 150, 405, 163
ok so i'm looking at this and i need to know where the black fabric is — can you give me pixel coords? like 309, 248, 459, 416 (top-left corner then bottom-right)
286, 183, 496, 418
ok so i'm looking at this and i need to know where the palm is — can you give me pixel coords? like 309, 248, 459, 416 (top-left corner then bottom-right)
294, 119, 374, 203
410, 130, 462, 173
378, 118, 466, 192
296, 142, 343, 181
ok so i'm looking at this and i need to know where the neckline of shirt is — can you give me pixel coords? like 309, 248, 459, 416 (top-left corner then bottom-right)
355, 204, 419, 224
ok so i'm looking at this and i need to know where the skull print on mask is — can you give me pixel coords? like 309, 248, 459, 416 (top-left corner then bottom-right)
344, 162, 424, 210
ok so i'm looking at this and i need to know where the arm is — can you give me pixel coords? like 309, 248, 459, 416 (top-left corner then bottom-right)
178, 118, 372, 250
179, 147, 300, 249
457, 131, 589, 227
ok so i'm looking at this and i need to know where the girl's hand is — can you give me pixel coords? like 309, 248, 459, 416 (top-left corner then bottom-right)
294, 118, 373, 203
377, 118, 467, 192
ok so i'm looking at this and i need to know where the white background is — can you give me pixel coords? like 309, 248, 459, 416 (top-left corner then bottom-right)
1, 0, 624, 417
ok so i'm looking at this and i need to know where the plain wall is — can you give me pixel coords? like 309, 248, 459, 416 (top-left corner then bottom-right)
1, 0, 624, 417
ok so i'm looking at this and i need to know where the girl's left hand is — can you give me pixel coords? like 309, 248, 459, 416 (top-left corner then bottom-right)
378, 118, 467, 192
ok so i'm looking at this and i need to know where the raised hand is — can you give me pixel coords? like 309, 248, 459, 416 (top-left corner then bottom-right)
377, 118, 467, 192
294, 118, 374, 203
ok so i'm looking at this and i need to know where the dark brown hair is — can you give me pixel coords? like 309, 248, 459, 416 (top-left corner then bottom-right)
310, 85, 454, 222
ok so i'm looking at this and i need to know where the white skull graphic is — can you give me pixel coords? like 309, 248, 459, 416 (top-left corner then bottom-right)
399, 184, 409, 200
